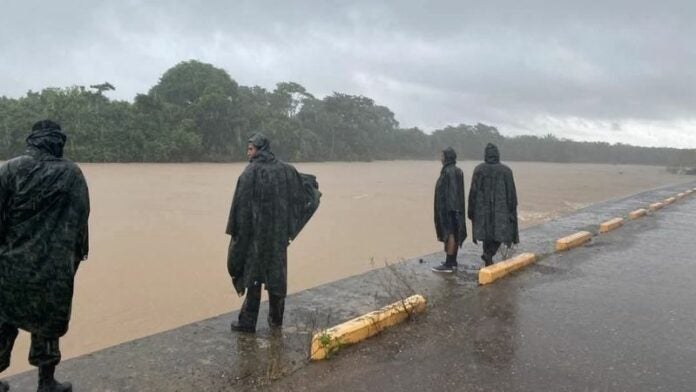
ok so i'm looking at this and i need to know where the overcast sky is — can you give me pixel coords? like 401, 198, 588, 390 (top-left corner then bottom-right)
1, 0, 695, 147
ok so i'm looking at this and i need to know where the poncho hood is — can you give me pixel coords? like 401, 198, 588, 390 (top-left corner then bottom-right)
26, 120, 67, 159
484, 143, 500, 164
248, 133, 275, 163
442, 147, 457, 166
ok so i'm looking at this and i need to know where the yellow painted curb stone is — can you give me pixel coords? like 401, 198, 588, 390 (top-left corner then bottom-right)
599, 218, 624, 233
310, 294, 427, 360
556, 231, 592, 252
478, 252, 537, 285
629, 208, 648, 220
649, 202, 664, 211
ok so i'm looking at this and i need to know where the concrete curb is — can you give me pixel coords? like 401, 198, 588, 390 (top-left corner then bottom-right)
556, 231, 592, 252
310, 294, 427, 361
599, 217, 624, 233
478, 253, 537, 285
649, 202, 664, 211
629, 208, 648, 220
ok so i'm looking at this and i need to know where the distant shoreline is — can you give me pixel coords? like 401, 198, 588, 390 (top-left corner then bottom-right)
0, 159, 686, 168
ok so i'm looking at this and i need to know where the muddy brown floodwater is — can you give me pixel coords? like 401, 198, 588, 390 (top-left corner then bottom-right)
4, 161, 692, 375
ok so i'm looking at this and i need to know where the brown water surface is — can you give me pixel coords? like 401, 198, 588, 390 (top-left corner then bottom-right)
4, 161, 691, 375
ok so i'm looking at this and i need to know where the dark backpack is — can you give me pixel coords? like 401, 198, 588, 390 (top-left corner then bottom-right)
289, 172, 321, 241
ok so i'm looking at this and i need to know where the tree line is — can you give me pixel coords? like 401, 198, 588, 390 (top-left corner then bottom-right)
1, 59, 694, 167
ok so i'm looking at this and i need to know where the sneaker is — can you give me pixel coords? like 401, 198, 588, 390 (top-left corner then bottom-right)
431, 263, 456, 273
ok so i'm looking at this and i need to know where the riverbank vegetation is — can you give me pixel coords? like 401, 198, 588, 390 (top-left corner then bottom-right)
1, 60, 694, 166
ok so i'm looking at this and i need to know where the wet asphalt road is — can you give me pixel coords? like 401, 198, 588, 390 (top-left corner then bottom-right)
273, 187, 696, 392
6, 182, 696, 391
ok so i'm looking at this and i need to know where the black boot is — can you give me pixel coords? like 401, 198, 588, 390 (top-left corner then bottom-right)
230, 321, 255, 333
37, 365, 72, 392
267, 295, 285, 329
0, 379, 9, 392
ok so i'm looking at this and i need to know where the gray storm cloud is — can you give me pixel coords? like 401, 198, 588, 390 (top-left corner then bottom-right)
1, 0, 695, 147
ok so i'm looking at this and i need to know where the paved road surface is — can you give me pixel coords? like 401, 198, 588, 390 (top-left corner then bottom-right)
274, 186, 696, 392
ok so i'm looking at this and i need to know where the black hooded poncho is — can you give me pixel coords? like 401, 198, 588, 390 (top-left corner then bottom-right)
467, 143, 519, 245
0, 123, 90, 338
226, 134, 320, 297
434, 147, 467, 246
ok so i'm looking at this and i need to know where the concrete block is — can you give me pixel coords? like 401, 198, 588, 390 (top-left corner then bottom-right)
599, 217, 624, 233
676, 193, 686, 200
556, 231, 592, 252
478, 252, 537, 285
310, 294, 427, 360
629, 208, 648, 219
664, 197, 676, 205
649, 202, 664, 211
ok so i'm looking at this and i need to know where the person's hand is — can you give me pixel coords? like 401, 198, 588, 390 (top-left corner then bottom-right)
232, 277, 245, 296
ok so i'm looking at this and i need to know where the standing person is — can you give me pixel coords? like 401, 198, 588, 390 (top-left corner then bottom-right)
0, 120, 90, 392
227, 133, 320, 333
468, 143, 519, 266
432, 147, 467, 273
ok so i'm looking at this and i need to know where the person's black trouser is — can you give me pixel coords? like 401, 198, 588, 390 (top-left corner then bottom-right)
0, 322, 61, 373
483, 240, 502, 263
238, 284, 285, 329
443, 212, 461, 266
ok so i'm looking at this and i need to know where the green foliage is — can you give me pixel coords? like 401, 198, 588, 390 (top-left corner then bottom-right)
1, 59, 694, 164
149, 60, 238, 107
318, 331, 343, 359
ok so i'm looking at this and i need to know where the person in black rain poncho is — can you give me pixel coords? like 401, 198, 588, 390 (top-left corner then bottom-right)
226, 133, 320, 333
468, 143, 519, 266
0, 120, 89, 392
432, 147, 467, 273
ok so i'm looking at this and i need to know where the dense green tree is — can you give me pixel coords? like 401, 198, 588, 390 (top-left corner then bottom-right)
0, 59, 694, 166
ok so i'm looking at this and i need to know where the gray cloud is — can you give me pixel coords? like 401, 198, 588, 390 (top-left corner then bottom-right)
1, 0, 695, 147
